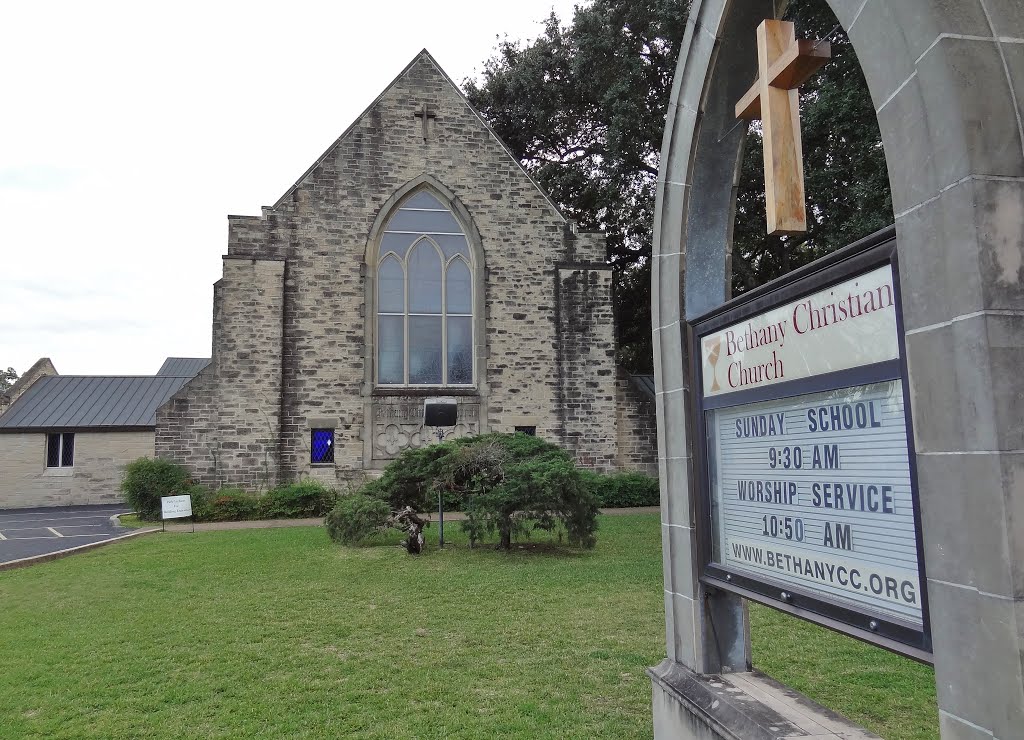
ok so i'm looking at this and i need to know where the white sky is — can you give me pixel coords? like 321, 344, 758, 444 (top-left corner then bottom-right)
1, 0, 580, 377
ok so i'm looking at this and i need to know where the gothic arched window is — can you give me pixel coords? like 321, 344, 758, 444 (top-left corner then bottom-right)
376, 191, 474, 386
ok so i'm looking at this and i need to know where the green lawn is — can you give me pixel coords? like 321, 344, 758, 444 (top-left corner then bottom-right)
0, 514, 937, 739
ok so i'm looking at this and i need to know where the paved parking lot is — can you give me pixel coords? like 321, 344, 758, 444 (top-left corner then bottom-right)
0, 505, 133, 565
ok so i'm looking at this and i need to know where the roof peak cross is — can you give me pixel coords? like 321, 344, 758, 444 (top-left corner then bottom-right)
735, 19, 830, 236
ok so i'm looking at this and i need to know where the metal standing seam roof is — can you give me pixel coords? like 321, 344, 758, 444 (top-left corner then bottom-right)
0, 375, 194, 431
157, 357, 210, 376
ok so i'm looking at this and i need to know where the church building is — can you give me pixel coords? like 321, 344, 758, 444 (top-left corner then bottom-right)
156, 50, 655, 489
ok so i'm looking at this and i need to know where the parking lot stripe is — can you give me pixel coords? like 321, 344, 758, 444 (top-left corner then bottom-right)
0, 524, 102, 534
0, 532, 6, 540
47, 527, 64, 537
5, 534, 112, 541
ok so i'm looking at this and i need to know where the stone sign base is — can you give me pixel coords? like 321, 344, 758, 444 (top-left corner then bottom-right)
649, 660, 879, 739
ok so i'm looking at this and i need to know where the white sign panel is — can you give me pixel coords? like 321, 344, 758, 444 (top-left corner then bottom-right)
707, 380, 922, 626
161, 495, 193, 520
701, 265, 899, 398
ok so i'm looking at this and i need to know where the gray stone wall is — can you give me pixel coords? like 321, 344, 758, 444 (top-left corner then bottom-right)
614, 369, 657, 475
556, 266, 618, 471
215, 257, 285, 489
157, 259, 286, 490
0, 430, 152, 508
157, 51, 655, 486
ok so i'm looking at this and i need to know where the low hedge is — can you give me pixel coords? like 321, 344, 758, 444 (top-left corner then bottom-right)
120, 458, 340, 523
580, 470, 659, 508
258, 480, 338, 519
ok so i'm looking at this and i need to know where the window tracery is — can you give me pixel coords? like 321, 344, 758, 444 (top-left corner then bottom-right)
376, 191, 474, 386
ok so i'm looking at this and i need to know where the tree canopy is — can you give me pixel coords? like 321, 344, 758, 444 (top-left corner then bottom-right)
466, 0, 892, 373
0, 367, 17, 394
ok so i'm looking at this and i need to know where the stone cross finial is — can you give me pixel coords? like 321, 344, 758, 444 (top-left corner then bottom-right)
735, 19, 830, 236
413, 103, 437, 142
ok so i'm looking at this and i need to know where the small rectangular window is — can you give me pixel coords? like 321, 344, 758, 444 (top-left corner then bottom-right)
311, 429, 335, 464
46, 432, 75, 468
514, 426, 537, 437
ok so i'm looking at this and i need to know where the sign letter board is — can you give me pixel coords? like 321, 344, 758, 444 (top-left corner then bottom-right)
691, 230, 930, 660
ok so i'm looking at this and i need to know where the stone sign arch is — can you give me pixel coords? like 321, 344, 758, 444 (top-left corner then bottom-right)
651, 1, 1023, 737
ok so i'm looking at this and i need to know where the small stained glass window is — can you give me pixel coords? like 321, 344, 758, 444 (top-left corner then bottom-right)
311, 429, 335, 464
514, 426, 537, 437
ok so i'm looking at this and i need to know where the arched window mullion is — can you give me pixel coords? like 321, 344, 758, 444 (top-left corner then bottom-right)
442, 257, 448, 385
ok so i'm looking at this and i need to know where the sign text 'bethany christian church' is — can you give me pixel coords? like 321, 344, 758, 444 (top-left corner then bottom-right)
703, 265, 897, 395
699, 265, 925, 630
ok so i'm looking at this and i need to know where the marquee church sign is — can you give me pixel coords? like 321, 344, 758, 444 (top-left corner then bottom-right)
692, 236, 929, 655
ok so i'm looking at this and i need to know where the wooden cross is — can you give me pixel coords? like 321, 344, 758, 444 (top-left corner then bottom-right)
413, 103, 436, 142
735, 20, 830, 236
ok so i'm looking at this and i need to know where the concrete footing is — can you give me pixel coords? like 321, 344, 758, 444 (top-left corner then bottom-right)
648, 660, 879, 739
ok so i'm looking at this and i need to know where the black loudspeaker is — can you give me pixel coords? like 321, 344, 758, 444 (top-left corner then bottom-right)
423, 398, 458, 427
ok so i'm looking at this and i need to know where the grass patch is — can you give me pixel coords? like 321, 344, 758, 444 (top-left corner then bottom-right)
113, 513, 149, 529
750, 603, 938, 739
0, 514, 937, 738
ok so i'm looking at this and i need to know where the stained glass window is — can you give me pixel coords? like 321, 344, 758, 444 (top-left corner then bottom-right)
311, 429, 334, 464
376, 190, 474, 386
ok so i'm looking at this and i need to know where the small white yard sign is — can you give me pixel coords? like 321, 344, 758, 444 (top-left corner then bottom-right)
161, 495, 193, 520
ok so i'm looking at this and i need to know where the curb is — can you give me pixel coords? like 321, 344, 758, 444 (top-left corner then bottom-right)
0, 528, 159, 573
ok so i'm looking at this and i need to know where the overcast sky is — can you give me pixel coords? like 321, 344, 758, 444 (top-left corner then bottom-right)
1, 0, 580, 377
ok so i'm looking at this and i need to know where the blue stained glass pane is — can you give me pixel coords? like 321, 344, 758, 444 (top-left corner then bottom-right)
311, 429, 335, 464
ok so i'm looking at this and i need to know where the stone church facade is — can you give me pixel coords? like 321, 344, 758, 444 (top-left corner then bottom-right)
156, 50, 655, 489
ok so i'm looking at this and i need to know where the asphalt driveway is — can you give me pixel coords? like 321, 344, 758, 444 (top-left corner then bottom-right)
0, 504, 133, 565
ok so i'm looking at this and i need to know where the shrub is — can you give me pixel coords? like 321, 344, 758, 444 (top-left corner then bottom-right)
205, 488, 260, 522
580, 470, 660, 508
326, 493, 391, 545
364, 433, 599, 550
183, 484, 212, 521
120, 458, 194, 520
367, 443, 458, 512
259, 480, 338, 519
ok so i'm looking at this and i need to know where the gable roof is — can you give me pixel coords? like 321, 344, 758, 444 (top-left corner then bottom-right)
157, 357, 210, 377
0, 375, 194, 432
270, 49, 565, 220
